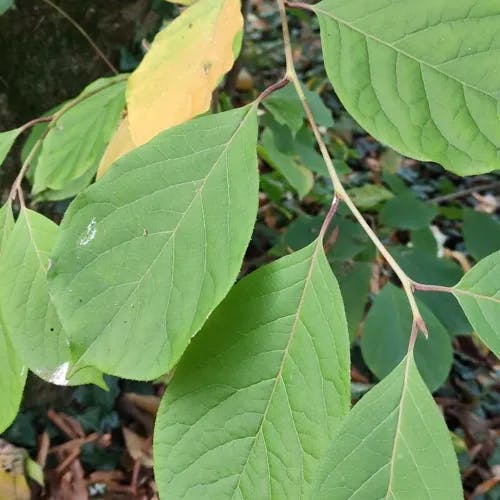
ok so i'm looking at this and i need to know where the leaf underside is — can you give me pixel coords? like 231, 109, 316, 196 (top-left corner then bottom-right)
154, 241, 351, 499
314, 353, 462, 499
0, 209, 102, 387
0, 203, 27, 432
315, 0, 500, 175
48, 105, 259, 380
454, 250, 500, 357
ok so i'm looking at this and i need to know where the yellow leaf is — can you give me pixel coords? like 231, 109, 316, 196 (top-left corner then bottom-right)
96, 117, 136, 179
126, 0, 243, 145
0, 440, 30, 500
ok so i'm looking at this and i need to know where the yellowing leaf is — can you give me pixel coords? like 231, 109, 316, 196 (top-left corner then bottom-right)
0, 440, 30, 500
96, 117, 136, 179
127, 0, 242, 145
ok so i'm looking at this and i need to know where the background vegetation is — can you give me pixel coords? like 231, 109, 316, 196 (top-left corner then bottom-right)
0, 1, 498, 498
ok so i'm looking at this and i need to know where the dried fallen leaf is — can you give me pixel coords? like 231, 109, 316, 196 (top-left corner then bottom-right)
96, 117, 136, 179
127, 0, 243, 145
124, 393, 160, 416
0, 440, 30, 500
122, 428, 153, 468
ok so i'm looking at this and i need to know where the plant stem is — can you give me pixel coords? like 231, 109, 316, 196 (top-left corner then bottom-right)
413, 283, 454, 294
256, 77, 290, 103
276, 0, 427, 336
19, 116, 54, 131
319, 194, 340, 240
41, 0, 118, 75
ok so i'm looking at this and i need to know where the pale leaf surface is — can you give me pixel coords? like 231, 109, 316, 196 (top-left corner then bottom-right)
33, 76, 126, 193
315, 0, 500, 175
0, 203, 27, 432
454, 250, 500, 357
314, 353, 462, 499
0, 127, 21, 169
154, 241, 350, 499
48, 105, 259, 380
0, 209, 103, 387
96, 116, 136, 179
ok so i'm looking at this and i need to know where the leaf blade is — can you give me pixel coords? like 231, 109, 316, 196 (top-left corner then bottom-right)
48, 105, 259, 380
33, 76, 126, 194
454, 250, 500, 356
0, 202, 27, 432
314, 353, 462, 499
154, 240, 350, 499
126, 0, 243, 145
314, 0, 500, 175
0, 208, 103, 386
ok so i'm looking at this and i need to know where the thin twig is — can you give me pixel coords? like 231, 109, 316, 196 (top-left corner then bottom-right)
256, 77, 290, 102
41, 0, 118, 75
429, 180, 500, 204
284, 1, 314, 11
19, 115, 53, 131
319, 194, 340, 240
276, 0, 428, 336
408, 319, 420, 352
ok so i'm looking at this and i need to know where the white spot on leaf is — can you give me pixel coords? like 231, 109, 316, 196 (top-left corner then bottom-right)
34, 362, 70, 386
80, 217, 97, 246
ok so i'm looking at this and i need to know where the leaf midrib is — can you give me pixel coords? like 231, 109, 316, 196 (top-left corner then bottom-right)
453, 287, 500, 304
314, 6, 497, 100
231, 239, 324, 498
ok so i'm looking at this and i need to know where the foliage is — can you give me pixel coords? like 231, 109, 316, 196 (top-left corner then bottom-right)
0, 0, 499, 498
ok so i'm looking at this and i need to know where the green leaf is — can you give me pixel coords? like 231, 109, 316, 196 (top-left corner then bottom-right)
391, 247, 471, 336
21, 103, 64, 182
315, 0, 500, 175
379, 194, 438, 230
361, 283, 452, 391
329, 216, 370, 261
282, 214, 369, 262
346, 184, 393, 210
0, 202, 27, 433
0, 0, 14, 16
154, 240, 350, 499
259, 128, 314, 198
0, 209, 103, 387
463, 209, 500, 261
48, 105, 259, 380
33, 76, 127, 194
262, 85, 305, 135
333, 260, 372, 341
314, 353, 462, 499
453, 250, 500, 357
0, 127, 22, 168
411, 227, 438, 256
262, 84, 333, 135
